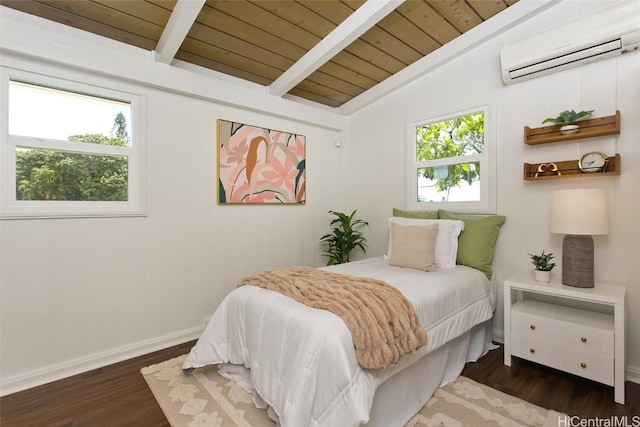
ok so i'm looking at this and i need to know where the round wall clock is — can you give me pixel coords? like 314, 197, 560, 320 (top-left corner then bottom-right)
579, 151, 607, 173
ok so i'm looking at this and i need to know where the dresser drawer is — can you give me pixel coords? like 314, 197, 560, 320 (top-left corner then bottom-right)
510, 333, 551, 365
556, 322, 614, 357
510, 299, 615, 386
511, 336, 614, 385
559, 348, 614, 385
512, 304, 614, 357
511, 306, 553, 337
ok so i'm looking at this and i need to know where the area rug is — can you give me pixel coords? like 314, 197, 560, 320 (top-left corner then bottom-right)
141, 355, 566, 427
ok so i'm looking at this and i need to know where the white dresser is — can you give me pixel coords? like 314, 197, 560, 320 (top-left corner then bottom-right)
503, 273, 626, 404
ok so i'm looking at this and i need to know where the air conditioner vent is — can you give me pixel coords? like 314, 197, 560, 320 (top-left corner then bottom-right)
501, 1, 639, 84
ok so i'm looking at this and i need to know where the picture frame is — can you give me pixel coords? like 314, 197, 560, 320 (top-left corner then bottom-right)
217, 119, 306, 204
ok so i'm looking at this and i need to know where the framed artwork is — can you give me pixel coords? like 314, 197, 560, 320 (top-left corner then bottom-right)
217, 120, 306, 204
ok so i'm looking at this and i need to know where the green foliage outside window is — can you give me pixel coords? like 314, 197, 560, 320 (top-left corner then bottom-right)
15, 113, 130, 201
415, 112, 484, 200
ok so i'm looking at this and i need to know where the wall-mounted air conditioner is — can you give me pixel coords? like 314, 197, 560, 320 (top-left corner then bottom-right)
500, 0, 639, 85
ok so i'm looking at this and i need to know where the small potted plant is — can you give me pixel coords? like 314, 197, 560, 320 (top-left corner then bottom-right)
320, 210, 368, 265
542, 109, 594, 135
529, 250, 556, 283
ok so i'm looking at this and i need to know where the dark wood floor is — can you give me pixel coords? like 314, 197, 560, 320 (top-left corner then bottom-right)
1, 341, 195, 427
2, 341, 638, 426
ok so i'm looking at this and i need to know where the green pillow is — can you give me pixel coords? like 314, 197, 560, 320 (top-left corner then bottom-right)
392, 208, 438, 220
437, 210, 506, 279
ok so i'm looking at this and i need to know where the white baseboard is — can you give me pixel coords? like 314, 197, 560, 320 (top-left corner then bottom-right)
491, 328, 504, 344
0, 326, 203, 397
625, 365, 640, 385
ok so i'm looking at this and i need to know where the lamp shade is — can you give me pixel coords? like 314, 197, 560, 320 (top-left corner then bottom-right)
550, 188, 609, 235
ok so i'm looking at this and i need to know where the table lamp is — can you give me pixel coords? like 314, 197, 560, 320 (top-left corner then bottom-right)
549, 188, 609, 288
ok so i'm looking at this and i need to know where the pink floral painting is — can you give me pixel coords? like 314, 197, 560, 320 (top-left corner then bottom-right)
217, 120, 306, 204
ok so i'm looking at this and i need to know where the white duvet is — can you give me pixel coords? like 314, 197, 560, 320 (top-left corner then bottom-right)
182, 256, 494, 427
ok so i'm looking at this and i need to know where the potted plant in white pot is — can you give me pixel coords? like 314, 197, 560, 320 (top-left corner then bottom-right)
529, 250, 556, 283
542, 109, 594, 135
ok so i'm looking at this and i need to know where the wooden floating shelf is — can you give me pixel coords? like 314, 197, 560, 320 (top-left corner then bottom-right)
524, 111, 620, 145
523, 154, 621, 181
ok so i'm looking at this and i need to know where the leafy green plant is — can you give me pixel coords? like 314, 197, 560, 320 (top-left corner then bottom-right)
542, 109, 594, 125
528, 250, 556, 271
320, 210, 368, 265
415, 112, 484, 201
16, 114, 129, 201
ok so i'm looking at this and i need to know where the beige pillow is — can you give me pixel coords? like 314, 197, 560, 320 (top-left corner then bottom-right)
389, 223, 438, 272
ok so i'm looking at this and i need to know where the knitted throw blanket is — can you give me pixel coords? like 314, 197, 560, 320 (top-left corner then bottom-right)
237, 266, 427, 369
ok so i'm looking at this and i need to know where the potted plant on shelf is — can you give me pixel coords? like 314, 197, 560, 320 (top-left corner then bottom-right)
320, 210, 368, 265
542, 109, 594, 135
529, 250, 556, 283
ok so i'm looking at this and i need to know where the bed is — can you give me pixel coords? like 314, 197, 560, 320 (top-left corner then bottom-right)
182, 212, 505, 426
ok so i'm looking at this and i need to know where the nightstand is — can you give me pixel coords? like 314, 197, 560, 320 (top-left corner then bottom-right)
503, 273, 626, 404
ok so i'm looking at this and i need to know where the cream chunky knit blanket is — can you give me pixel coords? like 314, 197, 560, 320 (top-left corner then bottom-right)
238, 266, 427, 369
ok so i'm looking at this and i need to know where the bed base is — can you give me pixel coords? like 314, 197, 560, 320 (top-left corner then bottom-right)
220, 320, 494, 426
366, 321, 494, 426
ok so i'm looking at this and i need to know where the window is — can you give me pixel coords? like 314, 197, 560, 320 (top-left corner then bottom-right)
406, 106, 495, 212
1, 70, 146, 218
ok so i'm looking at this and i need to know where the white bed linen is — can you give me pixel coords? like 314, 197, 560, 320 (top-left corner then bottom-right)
182, 256, 495, 427
366, 321, 494, 427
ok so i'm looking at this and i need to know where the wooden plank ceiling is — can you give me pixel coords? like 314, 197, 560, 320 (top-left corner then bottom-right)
2, 0, 518, 108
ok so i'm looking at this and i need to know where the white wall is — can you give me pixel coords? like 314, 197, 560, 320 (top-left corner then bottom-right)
0, 8, 351, 395
346, 0, 640, 382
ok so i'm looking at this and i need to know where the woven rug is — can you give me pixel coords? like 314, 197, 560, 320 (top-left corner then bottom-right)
142, 354, 565, 427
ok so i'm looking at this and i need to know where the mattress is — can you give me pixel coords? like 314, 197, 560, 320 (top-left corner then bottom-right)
182, 256, 495, 427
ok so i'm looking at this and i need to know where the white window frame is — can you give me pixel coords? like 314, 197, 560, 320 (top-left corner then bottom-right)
406, 105, 496, 213
1, 68, 147, 219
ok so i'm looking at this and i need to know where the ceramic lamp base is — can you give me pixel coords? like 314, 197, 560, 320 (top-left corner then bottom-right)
562, 234, 594, 288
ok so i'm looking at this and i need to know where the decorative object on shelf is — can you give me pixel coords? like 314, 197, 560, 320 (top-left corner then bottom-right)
550, 188, 609, 288
579, 151, 608, 173
320, 210, 368, 265
523, 153, 621, 181
559, 124, 579, 135
217, 119, 306, 204
534, 162, 560, 178
542, 109, 594, 134
533, 270, 551, 283
528, 250, 556, 283
524, 111, 620, 145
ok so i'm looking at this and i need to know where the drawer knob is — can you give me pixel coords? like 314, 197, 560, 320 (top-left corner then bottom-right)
529, 348, 535, 354
580, 362, 587, 368
581, 337, 587, 343
530, 324, 536, 330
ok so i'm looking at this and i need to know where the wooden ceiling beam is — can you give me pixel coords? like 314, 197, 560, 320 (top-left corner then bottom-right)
153, 0, 205, 64
268, 0, 405, 97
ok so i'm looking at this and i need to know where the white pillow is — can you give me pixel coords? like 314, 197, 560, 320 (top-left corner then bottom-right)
389, 223, 438, 272
386, 217, 465, 268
